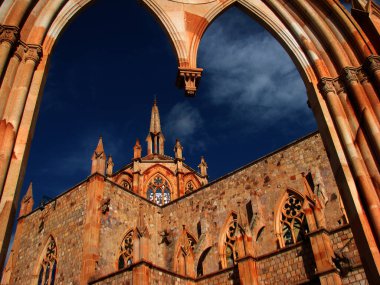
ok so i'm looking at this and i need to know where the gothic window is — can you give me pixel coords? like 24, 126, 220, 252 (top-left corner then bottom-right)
175, 230, 197, 277
37, 237, 57, 285
122, 180, 131, 190
118, 230, 134, 270
222, 213, 241, 268
146, 175, 171, 206
280, 193, 308, 246
185, 181, 194, 194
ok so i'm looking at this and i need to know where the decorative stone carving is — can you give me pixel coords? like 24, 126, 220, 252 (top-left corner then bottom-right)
318, 78, 336, 98
366, 55, 380, 73
177, 67, 203, 96
14, 43, 27, 61
356, 68, 369, 83
343, 67, 359, 83
0, 25, 19, 45
333, 78, 345, 94
25, 44, 42, 63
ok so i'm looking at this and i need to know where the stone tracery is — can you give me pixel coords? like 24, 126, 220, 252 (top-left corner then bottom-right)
37, 236, 57, 285
118, 230, 134, 270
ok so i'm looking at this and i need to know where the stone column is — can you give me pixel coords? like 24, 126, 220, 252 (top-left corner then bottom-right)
0, 44, 42, 198
237, 256, 258, 285
0, 26, 19, 80
320, 79, 380, 243
0, 44, 26, 118
132, 262, 151, 285
80, 174, 105, 285
303, 201, 342, 285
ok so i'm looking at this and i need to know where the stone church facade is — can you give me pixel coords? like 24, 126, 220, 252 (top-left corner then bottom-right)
1, 102, 368, 285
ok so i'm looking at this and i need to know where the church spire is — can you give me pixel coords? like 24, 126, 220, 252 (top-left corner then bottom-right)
146, 98, 165, 155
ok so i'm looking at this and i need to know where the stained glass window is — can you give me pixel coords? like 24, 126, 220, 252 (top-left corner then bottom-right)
146, 175, 171, 206
280, 193, 308, 246
37, 237, 57, 285
118, 230, 134, 270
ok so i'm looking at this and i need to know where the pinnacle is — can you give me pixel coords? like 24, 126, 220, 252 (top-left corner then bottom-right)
95, 136, 105, 153
149, 99, 162, 134
25, 182, 33, 198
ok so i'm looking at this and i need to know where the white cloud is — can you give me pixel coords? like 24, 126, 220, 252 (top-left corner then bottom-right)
198, 9, 314, 130
165, 102, 206, 151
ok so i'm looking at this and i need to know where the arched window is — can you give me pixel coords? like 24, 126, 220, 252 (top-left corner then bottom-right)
175, 229, 197, 277
280, 193, 308, 246
118, 230, 134, 270
146, 175, 171, 205
37, 236, 57, 285
220, 213, 243, 268
122, 180, 131, 190
185, 181, 194, 194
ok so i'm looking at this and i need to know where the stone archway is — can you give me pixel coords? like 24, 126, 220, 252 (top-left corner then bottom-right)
0, 0, 379, 282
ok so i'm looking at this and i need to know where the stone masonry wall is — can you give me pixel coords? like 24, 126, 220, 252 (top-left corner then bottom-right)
98, 182, 161, 277
10, 184, 87, 285
257, 241, 316, 284
330, 226, 367, 284
161, 133, 345, 273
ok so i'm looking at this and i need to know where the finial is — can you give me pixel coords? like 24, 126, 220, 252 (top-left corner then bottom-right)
153, 95, 157, 106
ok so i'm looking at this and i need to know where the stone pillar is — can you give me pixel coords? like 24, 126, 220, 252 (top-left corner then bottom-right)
0, 26, 19, 80
237, 256, 258, 285
0, 44, 42, 197
132, 262, 151, 285
80, 174, 105, 285
303, 200, 342, 285
319, 79, 380, 244
2, 183, 34, 284
0, 44, 25, 118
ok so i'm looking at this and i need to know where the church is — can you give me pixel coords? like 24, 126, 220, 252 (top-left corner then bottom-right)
1, 101, 368, 284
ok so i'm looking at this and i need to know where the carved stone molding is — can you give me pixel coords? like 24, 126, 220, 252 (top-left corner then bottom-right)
333, 79, 345, 94
0, 25, 19, 45
318, 77, 336, 98
176, 67, 203, 97
24, 44, 43, 63
343, 67, 359, 83
365, 55, 380, 73
357, 68, 368, 83
14, 43, 28, 61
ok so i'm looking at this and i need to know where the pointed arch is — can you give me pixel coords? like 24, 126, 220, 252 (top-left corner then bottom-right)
35, 235, 58, 285
218, 211, 245, 269
196, 246, 212, 277
117, 228, 135, 270
174, 228, 198, 277
144, 172, 173, 205
274, 189, 309, 248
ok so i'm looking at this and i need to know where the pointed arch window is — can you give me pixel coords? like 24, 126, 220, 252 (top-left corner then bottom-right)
118, 230, 134, 269
37, 237, 57, 285
185, 181, 194, 194
146, 175, 171, 205
280, 193, 308, 246
175, 229, 197, 277
220, 213, 244, 268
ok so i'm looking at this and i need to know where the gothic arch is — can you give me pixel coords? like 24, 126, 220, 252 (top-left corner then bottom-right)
218, 211, 245, 269
173, 228, 198, 277
143, 169, 174, 205
0, 0, 379, 280
116, 228, 135, 270
274, 189, 309, 248
33, 235, 58, 285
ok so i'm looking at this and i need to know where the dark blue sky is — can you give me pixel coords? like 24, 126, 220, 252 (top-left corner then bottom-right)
23, 0, 363, 207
